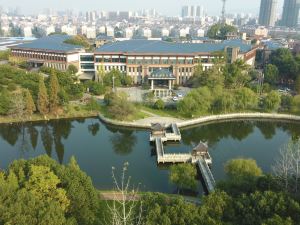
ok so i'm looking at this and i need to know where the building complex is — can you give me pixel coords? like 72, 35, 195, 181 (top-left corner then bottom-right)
10, 35, 257, 88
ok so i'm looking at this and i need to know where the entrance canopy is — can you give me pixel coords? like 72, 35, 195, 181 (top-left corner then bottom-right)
148, 68, 176, 81
148, 68, 176, 97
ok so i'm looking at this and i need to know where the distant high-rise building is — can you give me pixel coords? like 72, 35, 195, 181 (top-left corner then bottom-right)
181, 6, 189, 18
258, 0, 277, 27
281, 0, 300, 27
182, 5, 204, 18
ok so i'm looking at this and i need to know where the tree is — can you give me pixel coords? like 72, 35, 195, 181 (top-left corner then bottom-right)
0, 89, 11, 115
97, 64, 106, 84
234, 87, 258, 111
106, 92, 136, 120
275, 140, 300, 193
169, 163, 197, 191
67, 65, 78, 75
273, 144, 293, 191
154, 99, 165, 110
212, 91, 235, 113
37, 77, 49, 115
25, 165, 70, 211
224, 60, 251, 88
263, 91, 281, 112
142, 193, 201, 225
292, 95, 300, 113
264, 64, 279, 85
8, 92, 25, 119
225, 158, 262, 180
103, 69, 122, 87
63, 35, 90, 49
270, 48, 298, 81
49, 72, 60, 113
207, 24, 237, 40
295, 76, 300, 95
105, 162, 143, 225
24, 89, 36, 117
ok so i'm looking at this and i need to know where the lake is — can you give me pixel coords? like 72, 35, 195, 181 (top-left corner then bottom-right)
0, 118, 299, 195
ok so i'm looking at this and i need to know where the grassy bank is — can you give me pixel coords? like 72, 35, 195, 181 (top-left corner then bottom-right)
0, 104, 99, 124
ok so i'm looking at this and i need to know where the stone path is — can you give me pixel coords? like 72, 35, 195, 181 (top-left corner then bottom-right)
135, 116, 183, 126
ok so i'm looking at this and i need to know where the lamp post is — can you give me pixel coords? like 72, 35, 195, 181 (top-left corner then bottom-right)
112, 75, 115, 93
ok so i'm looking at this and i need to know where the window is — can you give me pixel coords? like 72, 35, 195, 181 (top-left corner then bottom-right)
136, 58, 143, 64
96, 58, 103, 63
112, 58, 120, 63
120, 58, 126, 63
104, 58, 111, 63
128, 58, 136, 64
81, 63, 95, 70
178, 58, 185, 64
186, 59, 193, 64
153, 58, 160, 64
161, 58, 169, 64
170, 58, 177, 64
80, 55, 94, 62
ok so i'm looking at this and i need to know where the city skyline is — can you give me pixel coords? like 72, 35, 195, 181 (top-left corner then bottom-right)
0, 0, 285, 16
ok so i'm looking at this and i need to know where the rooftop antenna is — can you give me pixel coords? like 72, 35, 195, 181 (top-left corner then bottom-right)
221, 0, 227, 25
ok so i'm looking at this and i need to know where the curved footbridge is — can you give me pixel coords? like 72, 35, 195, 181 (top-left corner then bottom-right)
150, 123, 216, 194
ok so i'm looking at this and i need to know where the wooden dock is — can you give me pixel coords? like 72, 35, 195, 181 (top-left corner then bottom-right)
197, 158, 216, 193
150, 123, 216, 194
150, 123, 181, 142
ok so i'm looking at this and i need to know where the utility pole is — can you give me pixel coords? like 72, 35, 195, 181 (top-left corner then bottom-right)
221, 0, 227, 25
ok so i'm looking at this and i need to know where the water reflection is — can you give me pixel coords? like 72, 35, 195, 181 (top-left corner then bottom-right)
1, 118, 300, 193
181, 121, 254, 146
110, 130, 137, 155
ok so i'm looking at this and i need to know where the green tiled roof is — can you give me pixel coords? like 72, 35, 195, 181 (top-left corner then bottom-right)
12, 35, 84, 53
96, 39, 252, 54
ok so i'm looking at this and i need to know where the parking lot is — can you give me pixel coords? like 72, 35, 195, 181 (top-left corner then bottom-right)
116, 86, 192, 103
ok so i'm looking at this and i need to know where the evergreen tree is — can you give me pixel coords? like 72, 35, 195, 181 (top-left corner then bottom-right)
37, 77, 49, 115
24, 89, 36, 117
49, 71, 60, 113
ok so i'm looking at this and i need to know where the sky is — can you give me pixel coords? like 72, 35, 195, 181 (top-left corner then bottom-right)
0, 0, 285, 16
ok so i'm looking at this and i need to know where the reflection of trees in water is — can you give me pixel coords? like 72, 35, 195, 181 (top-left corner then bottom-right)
50, 120, 73, 164
181, 121, 255, 146
41, 124, 53, 157
88, 119, 100, 136
256, 122, 276, 140
0, 124, 22, 146
28, 125, 39, 150
110, 130, 137, 155
278, 122, 300, 141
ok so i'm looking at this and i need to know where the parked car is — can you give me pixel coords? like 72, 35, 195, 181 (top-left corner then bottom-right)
177, 93, 183, 98
173, 96, 179, 102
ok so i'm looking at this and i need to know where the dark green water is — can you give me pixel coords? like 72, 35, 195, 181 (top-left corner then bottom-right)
0, 118, 299, 195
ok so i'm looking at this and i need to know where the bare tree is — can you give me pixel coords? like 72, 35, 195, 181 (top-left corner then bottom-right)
291, 140, 300, 193
273, 145, 293, 191
273, 139, 300, 193
105, 162, 143, 225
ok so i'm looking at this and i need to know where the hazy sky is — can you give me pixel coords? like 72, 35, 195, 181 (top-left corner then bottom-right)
0, 0, 285, 16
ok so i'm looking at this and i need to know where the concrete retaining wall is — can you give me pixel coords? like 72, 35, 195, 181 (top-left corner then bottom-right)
177, 113, 300, 128
99, 113, 300, 130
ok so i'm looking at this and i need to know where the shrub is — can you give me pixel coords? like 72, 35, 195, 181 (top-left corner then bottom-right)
154, 99, 165, 110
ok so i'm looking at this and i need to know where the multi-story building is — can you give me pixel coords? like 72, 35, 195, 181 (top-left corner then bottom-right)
93, 39, 257, 85
281, 0, 300, 28
10, 35, 85, 70
258, 0, 277, 27
10, 35, 257, 86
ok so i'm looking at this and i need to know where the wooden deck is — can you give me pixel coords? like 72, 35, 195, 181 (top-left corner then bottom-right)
150, 123, 181, 142
151, 123, 216, 194
197, 158, 216, 193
